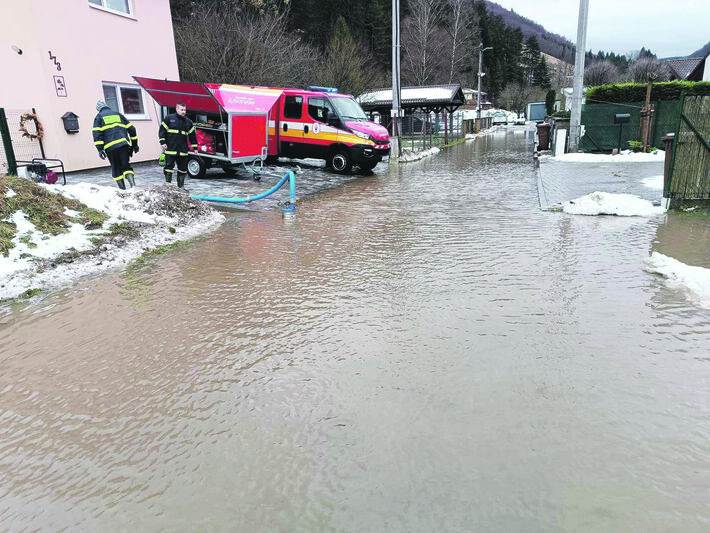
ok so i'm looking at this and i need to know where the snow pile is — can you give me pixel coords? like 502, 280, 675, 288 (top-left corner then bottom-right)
1, 183, 224, 300
562, 191, 665, 216
399, 147, 440, 162
642, 175, 664, 190
548, 150, 665, 163
645, 252, 710, 308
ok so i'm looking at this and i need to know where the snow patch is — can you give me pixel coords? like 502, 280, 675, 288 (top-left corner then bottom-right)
563, 192, 665, 217
641, 175, 664, 190
1, 183, 225, 300
543, 150, 665, 163
399, 147, 440, 162
645, 252, 710, 308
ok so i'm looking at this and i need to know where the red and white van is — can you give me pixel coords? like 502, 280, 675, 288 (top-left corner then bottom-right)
267, 86, 391, 172
135, 77, 391, 177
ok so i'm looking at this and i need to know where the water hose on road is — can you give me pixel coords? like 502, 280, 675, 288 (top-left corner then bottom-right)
190, 170, 296, 213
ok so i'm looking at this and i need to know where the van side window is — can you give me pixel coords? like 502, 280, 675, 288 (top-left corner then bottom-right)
308, 97, 334, 123
284, 95, 303, 119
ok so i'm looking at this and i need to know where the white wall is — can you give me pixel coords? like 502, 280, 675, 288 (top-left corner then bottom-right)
0, 1, 180, 172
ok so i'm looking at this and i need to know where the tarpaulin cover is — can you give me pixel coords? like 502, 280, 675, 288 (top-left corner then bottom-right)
206, 84, 283, 114
133, 77, 221, 113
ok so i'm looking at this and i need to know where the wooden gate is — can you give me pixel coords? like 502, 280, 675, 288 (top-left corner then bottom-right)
665, 93, 710, 208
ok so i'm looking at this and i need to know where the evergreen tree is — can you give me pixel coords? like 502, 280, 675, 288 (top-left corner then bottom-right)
533, 55, 551, 88
545, 89, 556, 116
321, 16, 365, 95
521, 35, 541, 85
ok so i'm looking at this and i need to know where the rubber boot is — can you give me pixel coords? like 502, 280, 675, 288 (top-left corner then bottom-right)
177, 172, 186, 188
125, 173, 135, 188
116, 178, 126, 190
164, 171, 172, 183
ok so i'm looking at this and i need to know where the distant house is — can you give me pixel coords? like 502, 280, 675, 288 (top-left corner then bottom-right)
462, 88, 493, 110
0, 0, 179, 172
664, 55, 710, 81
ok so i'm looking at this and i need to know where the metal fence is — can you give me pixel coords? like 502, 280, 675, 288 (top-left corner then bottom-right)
387, 111, 479, 152
580, 101, 680, 152
0, 107, 45, 175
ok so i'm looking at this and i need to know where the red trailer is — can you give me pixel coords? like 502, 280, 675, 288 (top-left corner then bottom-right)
134, 77, 283, 179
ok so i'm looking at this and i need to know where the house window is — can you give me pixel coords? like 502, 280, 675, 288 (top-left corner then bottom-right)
102, 83, 149, 120
89, 0, 133, 17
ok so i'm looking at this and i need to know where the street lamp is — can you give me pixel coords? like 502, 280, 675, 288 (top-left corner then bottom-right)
477, 44, 493, 119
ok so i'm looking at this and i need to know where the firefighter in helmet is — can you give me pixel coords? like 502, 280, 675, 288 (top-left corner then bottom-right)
92, 100, 138, 189
159, 102, 197, 188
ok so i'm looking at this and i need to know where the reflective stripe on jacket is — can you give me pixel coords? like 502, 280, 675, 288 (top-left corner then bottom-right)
92, 106, 137, 153
159, 113, 197, 156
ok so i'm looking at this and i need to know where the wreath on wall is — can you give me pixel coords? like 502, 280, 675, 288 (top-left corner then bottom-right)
19, 113, 44, 141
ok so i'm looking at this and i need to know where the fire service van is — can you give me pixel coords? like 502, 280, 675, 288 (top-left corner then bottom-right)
135, 77, 391, 178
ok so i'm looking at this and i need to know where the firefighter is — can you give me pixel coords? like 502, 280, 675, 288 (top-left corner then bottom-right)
159, 102, 197, 188
92, 100, 138, 189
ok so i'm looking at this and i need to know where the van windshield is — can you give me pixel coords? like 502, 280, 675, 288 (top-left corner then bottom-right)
330, 97, 368, 121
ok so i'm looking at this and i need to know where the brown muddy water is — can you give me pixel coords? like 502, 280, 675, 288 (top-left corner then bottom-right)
1, 129, 709, 532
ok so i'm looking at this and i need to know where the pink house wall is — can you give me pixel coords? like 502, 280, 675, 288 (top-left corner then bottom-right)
0, 1, 180, 172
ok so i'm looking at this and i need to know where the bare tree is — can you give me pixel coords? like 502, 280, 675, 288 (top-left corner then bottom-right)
584, 60, 621, 87
444, 0, 467, 84
626, 58, 671, 83
173, 3, 322, 87
401, 0, 447, 85
499, 82, 536, 115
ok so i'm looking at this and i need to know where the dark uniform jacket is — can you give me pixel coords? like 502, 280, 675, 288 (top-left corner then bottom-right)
92, 106, 137, 153
159, 113, 197, 156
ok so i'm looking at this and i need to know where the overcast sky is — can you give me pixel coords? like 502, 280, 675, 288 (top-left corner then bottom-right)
490, 0, 709, 59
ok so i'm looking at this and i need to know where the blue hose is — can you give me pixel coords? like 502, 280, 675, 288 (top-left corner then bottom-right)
190, 171, 296, 212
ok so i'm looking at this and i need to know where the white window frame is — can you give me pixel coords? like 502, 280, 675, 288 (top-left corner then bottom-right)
89, 0, 135, 19
102, 82, 150, 121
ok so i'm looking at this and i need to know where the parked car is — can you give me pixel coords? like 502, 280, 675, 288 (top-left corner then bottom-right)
492, 111, 508, 125
514, 115, 526, 125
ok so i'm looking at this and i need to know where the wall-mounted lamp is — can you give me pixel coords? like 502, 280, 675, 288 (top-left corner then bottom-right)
11, 45, 23, 55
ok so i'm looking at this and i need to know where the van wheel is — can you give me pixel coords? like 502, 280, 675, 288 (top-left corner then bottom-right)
329, 149, 352, 174
187, 156, 207, 179
359, 160, 378, 171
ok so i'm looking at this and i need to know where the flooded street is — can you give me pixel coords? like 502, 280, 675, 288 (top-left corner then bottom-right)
1, 129, 709, 531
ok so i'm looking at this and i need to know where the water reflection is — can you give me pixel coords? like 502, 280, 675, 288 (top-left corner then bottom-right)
1, 130, 709, 531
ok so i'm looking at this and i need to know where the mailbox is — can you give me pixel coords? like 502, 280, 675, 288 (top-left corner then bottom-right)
61, 111, 79, 133
614, 113, 630, 124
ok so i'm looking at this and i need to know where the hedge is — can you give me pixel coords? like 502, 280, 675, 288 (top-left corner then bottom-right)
586, 81, 710, 104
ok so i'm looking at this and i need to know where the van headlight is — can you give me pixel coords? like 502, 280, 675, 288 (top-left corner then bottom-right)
352, 130, 371, 141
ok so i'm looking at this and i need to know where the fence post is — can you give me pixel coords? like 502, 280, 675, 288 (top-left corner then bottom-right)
33, 107, 46, 159
0, 108, 18, 175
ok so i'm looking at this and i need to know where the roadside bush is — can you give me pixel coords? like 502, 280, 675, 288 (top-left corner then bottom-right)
551, 110, 570, 119
627, 140, 659, 153
587, 81, 710, 104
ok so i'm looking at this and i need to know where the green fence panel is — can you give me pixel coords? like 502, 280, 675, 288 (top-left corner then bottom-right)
581, 100, 682, 152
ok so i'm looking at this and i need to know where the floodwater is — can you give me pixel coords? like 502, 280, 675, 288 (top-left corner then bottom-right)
1, 129, 709, 532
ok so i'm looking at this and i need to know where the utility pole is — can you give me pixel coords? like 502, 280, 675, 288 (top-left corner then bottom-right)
391, 0, 402, 159
477, 44, 493, 120
568, 0, 589, 153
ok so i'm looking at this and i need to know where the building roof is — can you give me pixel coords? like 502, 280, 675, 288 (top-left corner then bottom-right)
664, 57, 705, 80
358, 84, 466, 113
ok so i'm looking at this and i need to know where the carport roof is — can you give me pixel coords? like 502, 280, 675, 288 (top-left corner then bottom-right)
358, 84, 466, 113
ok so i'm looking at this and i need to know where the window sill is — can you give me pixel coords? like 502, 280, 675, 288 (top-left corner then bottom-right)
125, 115, 151, 121
89, 4, 137, 21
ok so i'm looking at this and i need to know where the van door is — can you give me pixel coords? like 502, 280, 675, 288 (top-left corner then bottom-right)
279, 94, 304, 158
304, 96, 337, 160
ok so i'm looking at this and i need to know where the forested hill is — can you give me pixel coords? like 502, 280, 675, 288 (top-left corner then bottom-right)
484, 1, 576, 63
689, 41, 710, 58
